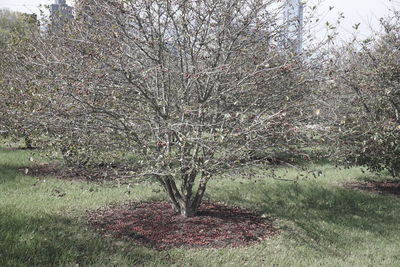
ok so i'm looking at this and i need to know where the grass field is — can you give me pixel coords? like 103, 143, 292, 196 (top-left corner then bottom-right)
1, 145, 400, 266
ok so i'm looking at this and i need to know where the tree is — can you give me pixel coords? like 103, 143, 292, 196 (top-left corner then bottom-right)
14, 0, 317, 216
0, 9, 38, 48
0, 9, 39, 147
328, 10, 400, 176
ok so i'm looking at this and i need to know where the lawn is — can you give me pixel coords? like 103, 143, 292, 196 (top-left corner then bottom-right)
1, 145, 400, 266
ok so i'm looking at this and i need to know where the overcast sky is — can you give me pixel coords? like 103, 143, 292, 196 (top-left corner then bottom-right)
0, 0, 398, 41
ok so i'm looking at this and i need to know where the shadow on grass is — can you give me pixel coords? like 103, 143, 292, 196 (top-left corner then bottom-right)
0, 148, 34, 170
355, 173, 400, 183
212, 180, 400, 252
0, 209, 167, 266
0, 149, 171, 266
0, 164, 18, 184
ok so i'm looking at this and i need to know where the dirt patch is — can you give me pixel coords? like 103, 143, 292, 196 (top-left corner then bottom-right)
344, 181, 400, 197
88, 202, 278, 250
19, 163, 91, 181
18, 163, 129, 182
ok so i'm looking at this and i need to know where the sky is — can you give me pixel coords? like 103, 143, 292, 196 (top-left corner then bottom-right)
309, 0, 399, 42
0, 0, 73, 14
0, 0, 398, 41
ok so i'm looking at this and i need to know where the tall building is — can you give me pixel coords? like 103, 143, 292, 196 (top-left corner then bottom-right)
284, 0, 304, 54
50, 0, 73, 30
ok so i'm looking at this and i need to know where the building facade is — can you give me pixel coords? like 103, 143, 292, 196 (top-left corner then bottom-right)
50, 0, 73, 30
284, 0, 304, 54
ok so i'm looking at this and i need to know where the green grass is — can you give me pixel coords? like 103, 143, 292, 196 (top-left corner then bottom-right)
1, 147, 400, 266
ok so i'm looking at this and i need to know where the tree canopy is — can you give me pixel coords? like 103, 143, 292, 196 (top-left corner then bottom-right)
4, 0, 321, 216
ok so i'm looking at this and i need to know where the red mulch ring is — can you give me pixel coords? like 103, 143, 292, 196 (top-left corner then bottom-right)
344, 181, 400, 197
88, 202, 278, 250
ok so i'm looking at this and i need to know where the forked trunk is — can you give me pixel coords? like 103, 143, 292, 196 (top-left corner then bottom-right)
171, 201, 197, 217
162, 174, 209, 218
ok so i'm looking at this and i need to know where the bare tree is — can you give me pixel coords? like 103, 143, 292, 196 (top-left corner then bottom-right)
13, 0, 317, 216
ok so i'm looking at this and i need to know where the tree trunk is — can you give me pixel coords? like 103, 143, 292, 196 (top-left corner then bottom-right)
24, 135, 33, 149
164, 177, 196, 217
176, 201, 197, 217
162, 174, 209, 218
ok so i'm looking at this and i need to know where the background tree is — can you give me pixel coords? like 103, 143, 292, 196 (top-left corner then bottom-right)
327, 9, 400, 176
0, 9, 40, 148
13, 0, 319, 216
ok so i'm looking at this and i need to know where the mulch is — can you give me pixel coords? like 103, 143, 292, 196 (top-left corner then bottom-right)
87, 202, 278, 250
20, 163, 278, 249
343, 181, 400, 197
